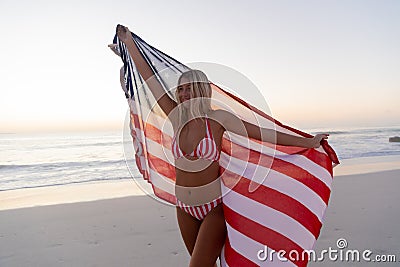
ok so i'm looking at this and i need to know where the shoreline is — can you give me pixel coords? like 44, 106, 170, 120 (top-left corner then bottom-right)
0, 179, 145, 211
1, 156, 400, 266
333, 154, 400, 176
1, 168, 400, 266
1, 155, 400, 211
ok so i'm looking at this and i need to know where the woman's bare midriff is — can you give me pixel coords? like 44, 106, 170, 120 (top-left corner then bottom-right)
175, 157, 221, 206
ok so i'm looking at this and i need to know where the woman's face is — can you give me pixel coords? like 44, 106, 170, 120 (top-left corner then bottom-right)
177, 77, 194, 104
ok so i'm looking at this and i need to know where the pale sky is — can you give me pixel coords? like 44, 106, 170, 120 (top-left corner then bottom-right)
0, 0, 399, 133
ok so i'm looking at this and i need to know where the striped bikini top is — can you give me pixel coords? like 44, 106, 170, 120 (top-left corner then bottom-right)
171, 115, 220, 162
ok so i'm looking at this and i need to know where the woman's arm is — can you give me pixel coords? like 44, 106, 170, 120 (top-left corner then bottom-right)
216, 110, 328, 148
116, 25, 177, 116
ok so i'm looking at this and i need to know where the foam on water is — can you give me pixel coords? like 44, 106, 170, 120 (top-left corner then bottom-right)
1, 126, 399, 191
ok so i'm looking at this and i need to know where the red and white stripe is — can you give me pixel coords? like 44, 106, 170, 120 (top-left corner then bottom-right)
176, 197, 223, 221
115, 30, 339, 267
171, 114, 220, 161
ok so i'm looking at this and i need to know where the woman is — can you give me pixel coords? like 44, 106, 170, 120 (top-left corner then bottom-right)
116, 25, 328, 267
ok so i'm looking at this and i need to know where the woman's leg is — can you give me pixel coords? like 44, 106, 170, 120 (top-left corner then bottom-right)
189, 204, 226, 267
176, 206, 202, 255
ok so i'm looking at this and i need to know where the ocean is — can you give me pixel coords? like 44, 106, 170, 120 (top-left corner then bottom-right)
1, 126, 399, 191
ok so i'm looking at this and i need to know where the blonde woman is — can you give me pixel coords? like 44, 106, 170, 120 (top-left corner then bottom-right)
116, 25, 328, 267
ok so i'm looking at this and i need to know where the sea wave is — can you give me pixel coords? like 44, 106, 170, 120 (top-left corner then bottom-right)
0, 159, 126, 171
1, 128, 400, 191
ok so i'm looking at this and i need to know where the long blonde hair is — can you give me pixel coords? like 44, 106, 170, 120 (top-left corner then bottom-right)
173, 69, 213, 129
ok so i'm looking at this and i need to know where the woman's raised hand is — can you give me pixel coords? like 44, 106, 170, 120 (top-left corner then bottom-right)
308, 133, 329, 148
116, 25, 131, 43
108, 44, 120, 56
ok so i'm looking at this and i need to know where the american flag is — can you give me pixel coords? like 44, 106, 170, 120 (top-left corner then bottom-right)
112, 27, 339, 267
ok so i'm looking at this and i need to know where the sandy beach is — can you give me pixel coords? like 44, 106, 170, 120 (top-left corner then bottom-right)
1, 156, 400, 266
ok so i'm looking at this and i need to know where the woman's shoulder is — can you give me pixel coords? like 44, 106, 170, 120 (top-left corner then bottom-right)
207, 109, 231, 129
208, 109, 230, 121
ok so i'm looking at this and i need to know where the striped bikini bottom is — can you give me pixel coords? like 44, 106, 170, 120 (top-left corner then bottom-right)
176, 197, 223, 221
